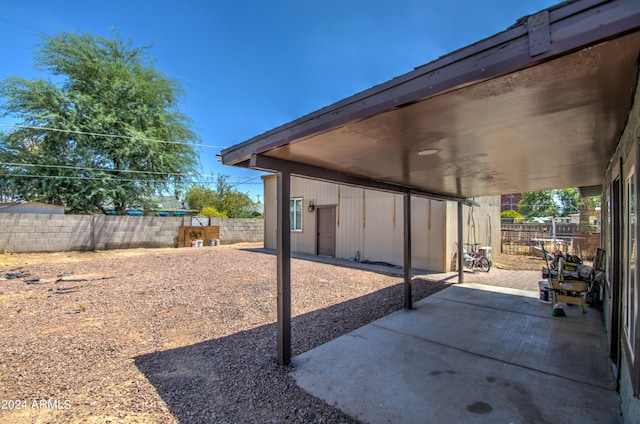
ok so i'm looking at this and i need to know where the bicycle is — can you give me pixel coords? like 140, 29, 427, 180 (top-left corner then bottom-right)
461, 242, 491, 272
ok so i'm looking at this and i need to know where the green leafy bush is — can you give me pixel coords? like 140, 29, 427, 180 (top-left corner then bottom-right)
501, 210, 524, 221
200, 206, 227, 218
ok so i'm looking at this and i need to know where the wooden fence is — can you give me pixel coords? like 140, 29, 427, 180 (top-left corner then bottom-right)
501, 222, 600, 259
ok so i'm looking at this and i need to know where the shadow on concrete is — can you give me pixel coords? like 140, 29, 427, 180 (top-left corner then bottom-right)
292, 283, 619, 423
134, 277, 450, 423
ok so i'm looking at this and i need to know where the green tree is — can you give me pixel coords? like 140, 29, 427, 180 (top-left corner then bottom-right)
0, 31, 198, 213
554, 187, 579, 216
185, 185, 216, 211
518, 191, 558, 218
185, 175, 255, 218
518, 188, 580, 219
212, 175, 254, 218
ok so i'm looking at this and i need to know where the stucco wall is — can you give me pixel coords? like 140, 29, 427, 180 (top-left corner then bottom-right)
0, 214, 264, 253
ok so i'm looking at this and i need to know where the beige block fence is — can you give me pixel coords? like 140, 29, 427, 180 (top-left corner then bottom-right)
0, 214, 264, 253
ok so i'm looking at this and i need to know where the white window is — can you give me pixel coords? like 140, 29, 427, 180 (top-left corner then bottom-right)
290, 198, 302, 231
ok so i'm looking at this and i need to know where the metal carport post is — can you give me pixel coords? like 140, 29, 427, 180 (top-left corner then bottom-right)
404, 191, 412, 309
276, 171, 291, 365
458, 201, 464, 285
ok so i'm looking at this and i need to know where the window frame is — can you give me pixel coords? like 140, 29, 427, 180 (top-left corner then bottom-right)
624, 164, 636, 359
290, 198, 303, 232
621, 139, 640, 398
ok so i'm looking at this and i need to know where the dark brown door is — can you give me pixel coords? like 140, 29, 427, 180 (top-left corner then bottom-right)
316, 206, 336, 257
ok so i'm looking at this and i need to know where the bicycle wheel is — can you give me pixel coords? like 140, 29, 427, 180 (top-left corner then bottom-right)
479, 257, 490, 272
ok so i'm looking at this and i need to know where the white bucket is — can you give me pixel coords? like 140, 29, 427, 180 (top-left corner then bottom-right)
538, 280, 551, 303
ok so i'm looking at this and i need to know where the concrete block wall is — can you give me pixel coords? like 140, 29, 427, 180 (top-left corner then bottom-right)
1, 214, 90, 252
0, 214, 264, 253
210, 218, 264, 244
93, 215, 188, 250
0, 214, 187, 253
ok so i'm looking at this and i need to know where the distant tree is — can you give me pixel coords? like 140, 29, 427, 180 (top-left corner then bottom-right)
185, 175, 254, 218
0, 31, 199, 213
213, 175, 254, 218
185, 186, 216, 211
554, 187, 579, 216
518, 188, 580, 219
518, 191, 558, 218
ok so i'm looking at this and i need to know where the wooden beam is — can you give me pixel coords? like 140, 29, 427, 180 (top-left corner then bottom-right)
404, 192, 412, 309
276, 171, 291, 365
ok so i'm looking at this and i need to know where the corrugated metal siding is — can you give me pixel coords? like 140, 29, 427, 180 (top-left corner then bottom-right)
263, 176, 500, 272
336, 185, 363, 260
363, 190, 397, 264
411, 197, 446, 271
263, 175, 277, 249
364, 194, 447, 271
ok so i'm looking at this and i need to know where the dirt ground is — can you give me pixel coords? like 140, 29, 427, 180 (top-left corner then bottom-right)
0, 244, 444, 423
0, 245, 546, 423
0, 247, 546, 271
490, 253, 548, 271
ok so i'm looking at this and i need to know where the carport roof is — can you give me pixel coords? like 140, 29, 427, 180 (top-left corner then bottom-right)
222, 0, 640, 201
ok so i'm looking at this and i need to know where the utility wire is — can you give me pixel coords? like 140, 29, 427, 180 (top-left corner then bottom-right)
1, 173, 263, 185
0, 17, 40, 33
1, 162, 263, 185
0, 123, 228, 149
3, 162, 201, 177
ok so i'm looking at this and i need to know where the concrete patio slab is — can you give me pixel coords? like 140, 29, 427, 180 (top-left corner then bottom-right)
291, 283, 619, 423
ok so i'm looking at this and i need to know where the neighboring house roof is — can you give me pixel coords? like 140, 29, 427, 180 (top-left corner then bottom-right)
0, 202, 68, 214
150, 196, 197, 212
222, 0, 640, 202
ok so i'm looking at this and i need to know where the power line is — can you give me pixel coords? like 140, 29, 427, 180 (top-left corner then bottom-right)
0, 123, 228, 149
1, 173, 263, 185
0, 17, 40, 33
1, 162, 265, 186
2, 162, 200, 177
2, 173, 174, 183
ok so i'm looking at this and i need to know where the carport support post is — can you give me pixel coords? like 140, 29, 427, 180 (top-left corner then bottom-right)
404, 192, 412, 309
276, 171, 291, 365
457, 201, 464, 284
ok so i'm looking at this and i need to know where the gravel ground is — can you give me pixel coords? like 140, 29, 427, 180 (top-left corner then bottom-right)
0, 244, 454, 423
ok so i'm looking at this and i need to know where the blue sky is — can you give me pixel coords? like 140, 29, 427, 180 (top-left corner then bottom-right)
1, 0, 559, 202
